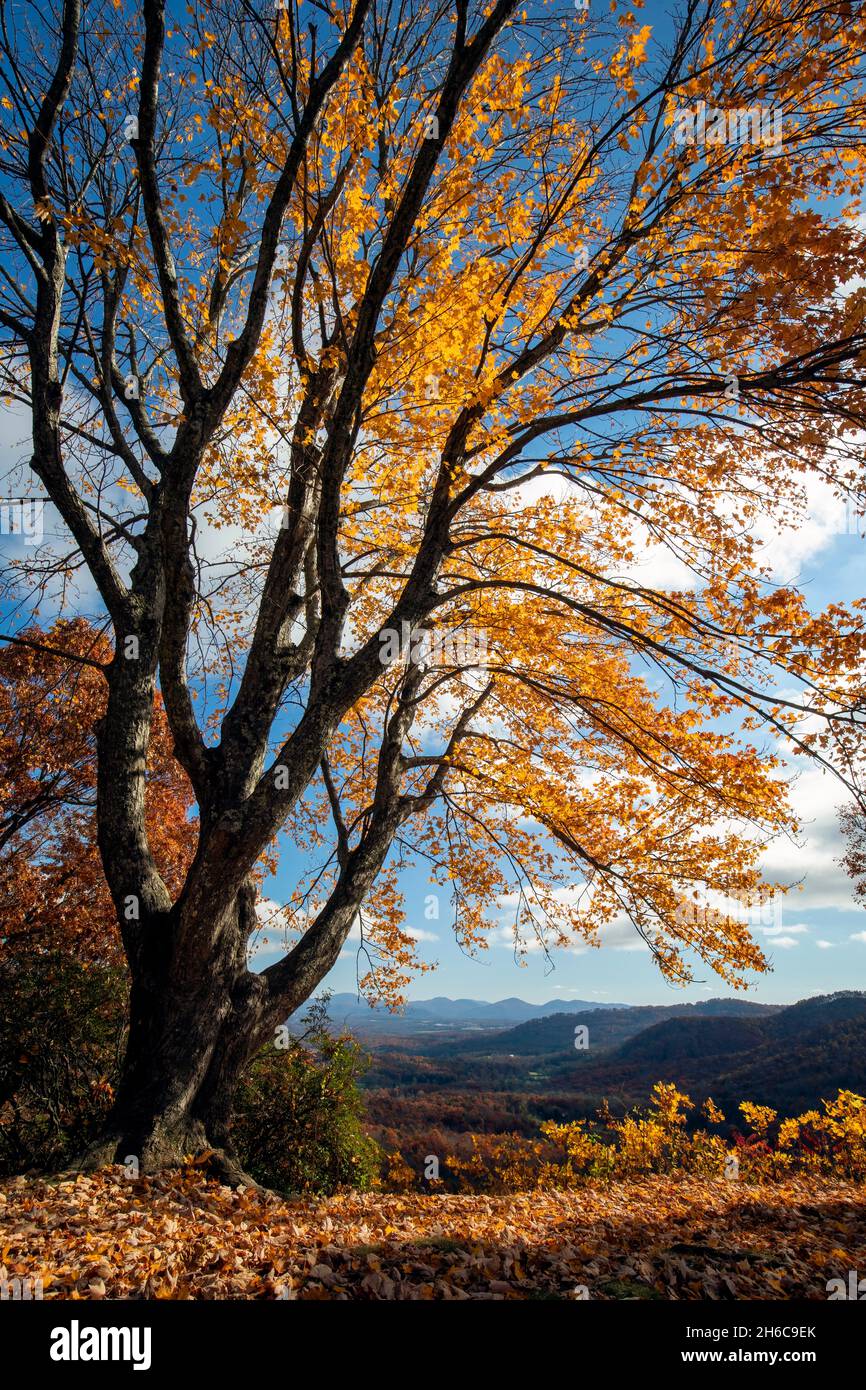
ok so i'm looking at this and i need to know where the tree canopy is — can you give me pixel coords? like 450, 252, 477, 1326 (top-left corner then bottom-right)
1, 0, 866, 1168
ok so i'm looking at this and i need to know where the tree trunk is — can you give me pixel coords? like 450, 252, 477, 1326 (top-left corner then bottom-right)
85, 883, 272, 1182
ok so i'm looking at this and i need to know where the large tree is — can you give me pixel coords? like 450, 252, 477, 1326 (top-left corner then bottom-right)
1, 0, 865, 1175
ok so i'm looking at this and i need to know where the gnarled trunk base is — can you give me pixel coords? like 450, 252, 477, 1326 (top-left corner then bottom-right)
75, 993, 267, 1186
74, 1094, 265, 1189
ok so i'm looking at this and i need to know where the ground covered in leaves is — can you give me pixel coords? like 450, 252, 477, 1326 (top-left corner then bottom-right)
1, 1169, 864, 1300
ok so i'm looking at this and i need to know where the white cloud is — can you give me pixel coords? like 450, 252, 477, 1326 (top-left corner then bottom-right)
757, 922, 808, 938
492, 904, 649, 955
758, 766, 857, 912
746, 464, 860, 582
246, 897, 301, 960
405, 926, 439, 943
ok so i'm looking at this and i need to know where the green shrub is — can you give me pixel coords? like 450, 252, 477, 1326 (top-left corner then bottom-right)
0, 952, 127, 1176
233, 998, 381, 1196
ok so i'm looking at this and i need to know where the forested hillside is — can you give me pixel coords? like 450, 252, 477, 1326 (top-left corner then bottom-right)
363, 994, 866, 1163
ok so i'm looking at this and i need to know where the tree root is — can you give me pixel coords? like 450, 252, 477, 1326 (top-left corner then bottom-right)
45, 1134, 284, 1203
197, 1146, 272, 1194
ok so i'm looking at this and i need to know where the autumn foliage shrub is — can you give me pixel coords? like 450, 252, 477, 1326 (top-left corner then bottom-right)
445, 1132, 553, 1194
776, 1091, 866, 1181
426, 1083, 866, 1194
0, 620, 196, 967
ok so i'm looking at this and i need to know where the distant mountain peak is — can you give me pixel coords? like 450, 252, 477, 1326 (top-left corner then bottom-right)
317, 991, 629, 1032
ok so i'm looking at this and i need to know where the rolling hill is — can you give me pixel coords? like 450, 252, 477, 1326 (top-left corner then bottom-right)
362, 992, 866, 1135
427, 997, 779, 1058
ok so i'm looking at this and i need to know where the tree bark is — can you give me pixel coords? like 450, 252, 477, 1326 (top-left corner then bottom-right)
86, 882, 268, 1178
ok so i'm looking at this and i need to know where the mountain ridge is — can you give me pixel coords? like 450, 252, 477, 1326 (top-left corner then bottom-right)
318, 991, 630, 1031
426, 996, 782, 1056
